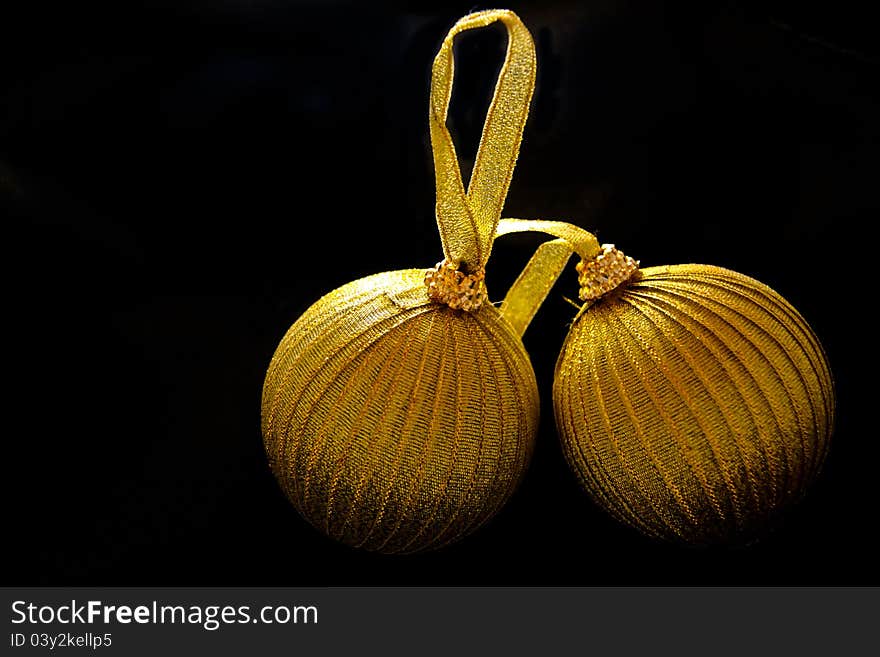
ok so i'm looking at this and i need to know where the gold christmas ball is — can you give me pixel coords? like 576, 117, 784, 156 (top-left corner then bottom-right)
554, 263, 834, 544
262, 268, 539, 554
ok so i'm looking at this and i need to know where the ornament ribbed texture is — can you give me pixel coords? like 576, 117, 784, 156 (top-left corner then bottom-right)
553, 264, 834, 544
262, 269, 539, 554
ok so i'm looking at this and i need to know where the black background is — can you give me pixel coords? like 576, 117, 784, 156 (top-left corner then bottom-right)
3, 0, 877, 585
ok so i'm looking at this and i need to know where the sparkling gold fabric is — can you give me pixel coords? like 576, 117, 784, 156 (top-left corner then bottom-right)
261, 11, 541, 553
553, 265, 835, 544
262, 271, 538, 553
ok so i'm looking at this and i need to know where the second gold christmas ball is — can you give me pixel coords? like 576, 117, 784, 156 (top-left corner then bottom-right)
554, 262, 834, 544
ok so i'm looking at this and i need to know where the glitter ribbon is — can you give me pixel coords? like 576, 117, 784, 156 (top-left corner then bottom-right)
495, 218, 638, 335
424, 12, 638, 330
428, 10, 536, 276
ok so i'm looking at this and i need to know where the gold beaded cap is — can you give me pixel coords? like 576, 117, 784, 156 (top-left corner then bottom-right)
576, 244, 639, 301
425, 259, 488, 311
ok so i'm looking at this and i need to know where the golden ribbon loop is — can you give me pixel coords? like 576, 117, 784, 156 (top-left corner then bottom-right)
496, 218, 604, 336
496, 218, 600, 260
430, 10, 536, 272
500, 238, 574, 337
